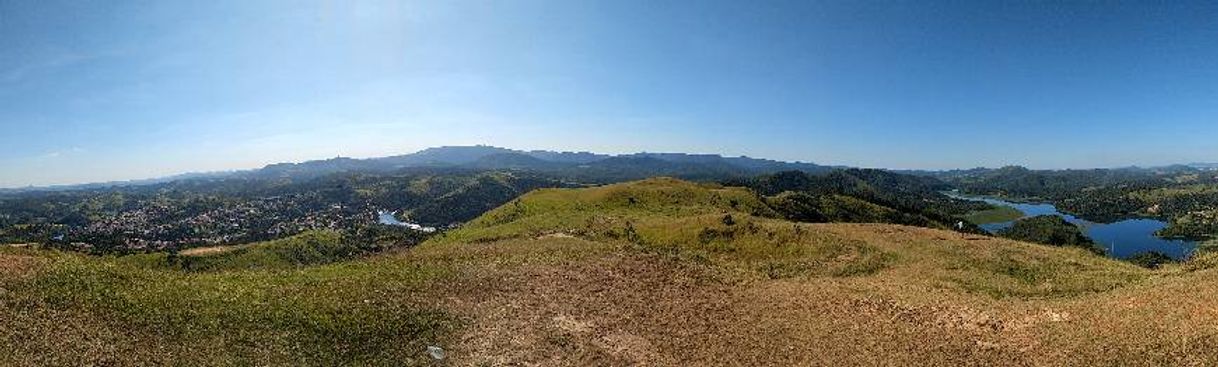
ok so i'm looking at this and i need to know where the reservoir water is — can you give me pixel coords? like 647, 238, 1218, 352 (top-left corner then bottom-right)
377, 211, 438, 233
947, 193, 1197, 260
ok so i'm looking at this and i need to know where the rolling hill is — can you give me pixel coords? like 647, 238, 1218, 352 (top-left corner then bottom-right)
4, 178, 1218, 365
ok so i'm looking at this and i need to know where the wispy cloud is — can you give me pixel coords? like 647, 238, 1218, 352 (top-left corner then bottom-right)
1, 51, 104, 83
38, 146, 86, 159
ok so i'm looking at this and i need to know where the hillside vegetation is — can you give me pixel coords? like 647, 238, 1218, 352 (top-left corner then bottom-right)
4, 178, 1218, 365
731, 169, 994, 232
997, 215, 1103, 255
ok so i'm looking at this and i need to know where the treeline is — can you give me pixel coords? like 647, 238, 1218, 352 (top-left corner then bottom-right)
726, 169, 991, 233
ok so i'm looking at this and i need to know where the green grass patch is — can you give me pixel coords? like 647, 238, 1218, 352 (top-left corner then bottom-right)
4, 250, 457, 366
943, 247, 1146, 299
176, 231, 354, 271
433, 179, 897, 280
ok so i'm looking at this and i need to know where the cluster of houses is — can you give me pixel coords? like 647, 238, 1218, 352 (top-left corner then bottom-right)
10, 191, 453, 254
51, 195, 383, 252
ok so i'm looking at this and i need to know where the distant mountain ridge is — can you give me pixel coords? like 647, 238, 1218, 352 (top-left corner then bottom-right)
2, 145, 838, 192
245, 145, 838, 182
5, 145, 1210, 193
0, 171, 236, 194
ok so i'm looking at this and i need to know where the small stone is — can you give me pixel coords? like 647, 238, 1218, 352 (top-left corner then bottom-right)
427, 345, 445, 360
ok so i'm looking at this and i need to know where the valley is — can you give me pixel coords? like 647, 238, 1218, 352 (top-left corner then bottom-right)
936, 166, 1218, 241
949, 193, 1199, 260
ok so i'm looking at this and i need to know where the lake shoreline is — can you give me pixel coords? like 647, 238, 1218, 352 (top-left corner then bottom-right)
945, 191, 1198, 260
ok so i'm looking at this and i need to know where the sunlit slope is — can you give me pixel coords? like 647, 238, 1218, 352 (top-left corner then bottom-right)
0, 240, 456, 366
3, 178, 1218, 365
424, 177, 1218, 365
431, 178, 1142, 293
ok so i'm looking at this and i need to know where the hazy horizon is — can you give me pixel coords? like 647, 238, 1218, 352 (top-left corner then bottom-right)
3, 1, 1217, 187
3, 143, 1213, 189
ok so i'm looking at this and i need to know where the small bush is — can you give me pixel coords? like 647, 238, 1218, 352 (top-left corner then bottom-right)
1125, 251, 1176, 269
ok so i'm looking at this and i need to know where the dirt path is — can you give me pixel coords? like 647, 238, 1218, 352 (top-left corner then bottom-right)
179, 245, 243, 256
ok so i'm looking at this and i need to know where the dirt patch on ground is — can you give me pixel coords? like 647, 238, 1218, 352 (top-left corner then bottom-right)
433, 249, 1033, 366
423, 228, 1218, 365
438, 253, 711, 365
0, 298, 192, 367
179, 245, 243, 256
0, 254, 42, 279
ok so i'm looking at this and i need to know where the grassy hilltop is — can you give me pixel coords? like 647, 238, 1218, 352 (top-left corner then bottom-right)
4, 178, 1218, 365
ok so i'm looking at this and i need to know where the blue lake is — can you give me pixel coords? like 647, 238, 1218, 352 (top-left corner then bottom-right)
377, 211, 437, 233
947, 193, 1197, 260
378, 211, 407, 226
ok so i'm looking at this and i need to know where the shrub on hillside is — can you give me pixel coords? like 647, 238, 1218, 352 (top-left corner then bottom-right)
1126, 251, 1176, 269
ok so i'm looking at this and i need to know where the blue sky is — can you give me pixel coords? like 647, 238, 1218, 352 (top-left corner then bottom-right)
1, 1, 1217, 187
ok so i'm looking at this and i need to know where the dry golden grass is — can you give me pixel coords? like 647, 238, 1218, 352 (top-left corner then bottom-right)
408, 179, 1218, 365
409, 225, 1218, 366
